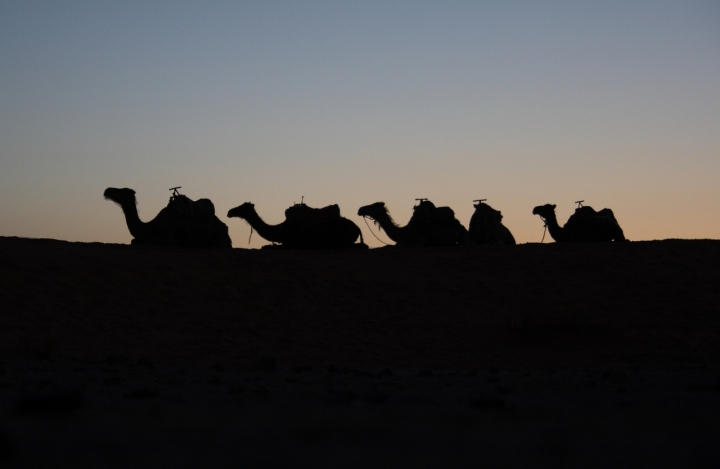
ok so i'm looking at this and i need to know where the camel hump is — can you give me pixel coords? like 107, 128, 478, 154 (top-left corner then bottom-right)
410, 202, 459, 227
568, 205, 620, 226
168, 195, 216, 219
574, 206, 597, 216
410, 200, 436, 223
595, 208, 621, 226
284, 203, 342, 224
567, 206, 596, 224
434, 207, 457, 223
596, 208, 616, 219
319, 204, 341, 218
412, 200, 437, 217
194, 198, 216, 217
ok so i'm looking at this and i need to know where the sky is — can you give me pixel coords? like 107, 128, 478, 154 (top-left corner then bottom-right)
1, 1, 719, 248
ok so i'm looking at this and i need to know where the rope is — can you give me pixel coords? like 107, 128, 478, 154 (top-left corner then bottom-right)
248, 226, 253, 245
539, 217, 547, 243
363, 217, 392, 246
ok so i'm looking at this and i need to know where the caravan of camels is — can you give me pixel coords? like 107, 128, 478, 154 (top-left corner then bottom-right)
104, 187, 627, 249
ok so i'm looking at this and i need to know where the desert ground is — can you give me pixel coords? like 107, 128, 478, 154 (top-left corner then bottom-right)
1, 236, 719, 467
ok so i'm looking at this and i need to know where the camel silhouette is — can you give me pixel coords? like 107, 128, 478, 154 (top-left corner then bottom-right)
227, 202, 366, 249
532, 203, 627, 242
104, 187, 232, 247
357, 200, 469, 247
468, 200, 516, 245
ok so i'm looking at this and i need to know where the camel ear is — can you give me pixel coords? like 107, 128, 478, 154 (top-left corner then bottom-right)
552, 204, 556, 209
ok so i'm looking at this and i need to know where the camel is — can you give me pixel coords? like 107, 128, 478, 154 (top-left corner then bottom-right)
468, 200, 516, 245
357, 200, 469, 247
104, 187, 232, 247
226, 202, 366, 249
532, 203, 627, 242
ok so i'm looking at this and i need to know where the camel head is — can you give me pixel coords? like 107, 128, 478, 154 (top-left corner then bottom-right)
227, 202, 255, 220
357, 202, 389, 221
104, 188, 137, 207
532, 204, 557, 220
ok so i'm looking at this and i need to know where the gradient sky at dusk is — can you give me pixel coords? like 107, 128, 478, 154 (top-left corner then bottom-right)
1, 1, 719, 247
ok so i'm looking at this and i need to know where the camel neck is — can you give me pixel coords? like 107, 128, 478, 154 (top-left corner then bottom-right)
242, 209, 283, 243
120, 201, 147, 240
371, 210, 409, 244
543, 213, 566, 243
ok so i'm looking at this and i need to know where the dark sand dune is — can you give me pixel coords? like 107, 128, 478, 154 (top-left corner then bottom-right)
1, 237, 719, 368
1, 237, 720, 467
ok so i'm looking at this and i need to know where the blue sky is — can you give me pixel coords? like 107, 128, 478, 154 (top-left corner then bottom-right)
1, 1, 719, 246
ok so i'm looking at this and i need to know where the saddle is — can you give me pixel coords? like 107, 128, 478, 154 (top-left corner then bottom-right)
410, 201, 457, 226
569, 206, 619, 226
284, 203, 342, 225
167, 194, 216, 219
